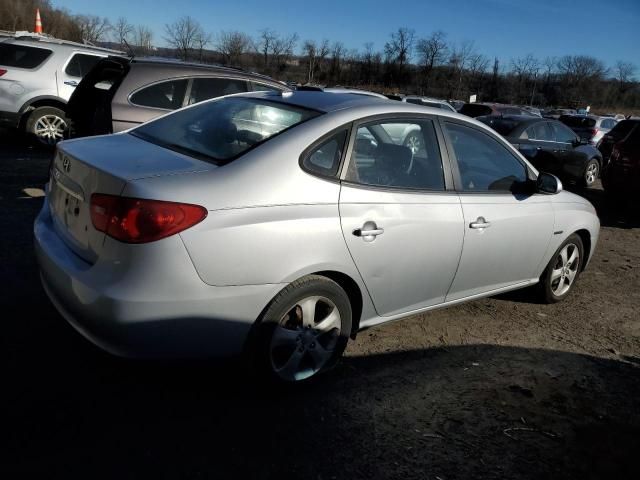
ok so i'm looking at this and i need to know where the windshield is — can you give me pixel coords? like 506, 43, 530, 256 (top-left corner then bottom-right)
477, 116, 520, 136
132, 96, 321, 164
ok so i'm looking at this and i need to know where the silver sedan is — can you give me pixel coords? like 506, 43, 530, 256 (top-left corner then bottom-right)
35, 91, 600, 382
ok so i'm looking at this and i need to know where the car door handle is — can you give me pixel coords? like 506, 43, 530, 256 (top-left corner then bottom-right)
64, 80, 78, 87
536, 146, 542, 151
353, 221, 384, 242
469, 217, 491, 229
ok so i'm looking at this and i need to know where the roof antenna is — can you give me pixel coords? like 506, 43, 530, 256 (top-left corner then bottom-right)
122, 38, 135, 59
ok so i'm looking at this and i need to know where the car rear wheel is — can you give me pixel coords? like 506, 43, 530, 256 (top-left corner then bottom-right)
538, 234, 584, 303
254, 275, 352, 383
583, 159, 599, 187
26, 106, 68, 146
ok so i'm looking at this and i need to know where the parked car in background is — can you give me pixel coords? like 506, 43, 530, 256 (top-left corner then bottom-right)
448, 99, 465, 111
400, 95, 457, 113
0, 32, 124, 144
478, 114, 603, 187
35, 90, 599, 383
600, 119, 640, 198
521, 106, 542, 117
559, 114, 617, 145
298, 85, 387, 99
66, 56, 289, 138
459, 102, 532, 118
543, 108, 576, 119
602, 113, 626, 121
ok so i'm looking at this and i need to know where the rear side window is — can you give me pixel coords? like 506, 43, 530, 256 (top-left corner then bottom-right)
251, 82, 282, 92
65, 53, 102, 77
130, 79, 189, 110
188, 77, 248, 105
0, 44, 52, 68
302, 130, 348, 177
445, 122, 527, 192
527, 122, 553, 141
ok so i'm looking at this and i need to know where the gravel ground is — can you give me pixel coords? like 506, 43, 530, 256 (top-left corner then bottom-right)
2, 128, 639, 479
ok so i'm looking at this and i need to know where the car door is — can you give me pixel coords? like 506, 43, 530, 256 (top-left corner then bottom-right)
57, 52, 105, 100
339, 116, 464, 317
549, 121, 589, 182
517, 121, 561, 174
441, 120, 554, 301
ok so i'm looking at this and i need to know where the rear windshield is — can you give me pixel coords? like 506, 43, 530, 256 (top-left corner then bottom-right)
476, 116, 520, 136
559, 116, 596, 128
0, 44, 52, 68
460, 104, 492, 117
608, 120, 638, 141
132, 97, 321, 165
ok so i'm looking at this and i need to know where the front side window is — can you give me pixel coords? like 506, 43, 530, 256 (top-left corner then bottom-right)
65, 53, 102, 77
551, 122, 577, 143
188, 77, 249, 105
444, 122, 527, 192
0, 44, 51, 68
130, 79, 189, 110
302, 130, 348, 177
345, 119, 444, 190
132, 97, 321, 165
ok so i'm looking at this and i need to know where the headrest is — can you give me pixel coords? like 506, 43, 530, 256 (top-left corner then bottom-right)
375, 143, 413, 172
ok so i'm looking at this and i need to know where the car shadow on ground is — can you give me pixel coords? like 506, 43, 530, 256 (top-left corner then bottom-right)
5, 310, 640, 480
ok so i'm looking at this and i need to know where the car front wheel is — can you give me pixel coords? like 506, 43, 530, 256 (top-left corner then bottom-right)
538, 234, 584, 303
254, 275, 352, 383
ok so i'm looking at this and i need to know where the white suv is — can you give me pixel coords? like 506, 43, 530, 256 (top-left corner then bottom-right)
0, 33, 123, 145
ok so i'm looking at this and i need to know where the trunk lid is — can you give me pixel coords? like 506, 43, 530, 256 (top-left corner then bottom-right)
49, 133, 216, 262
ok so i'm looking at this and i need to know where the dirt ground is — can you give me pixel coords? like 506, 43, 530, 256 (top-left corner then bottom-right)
2, 128, 639, 479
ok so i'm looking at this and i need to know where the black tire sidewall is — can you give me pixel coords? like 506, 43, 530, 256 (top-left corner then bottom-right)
25, 106, 68, 147
540, 234, 584, 303
253, 275, 352, 383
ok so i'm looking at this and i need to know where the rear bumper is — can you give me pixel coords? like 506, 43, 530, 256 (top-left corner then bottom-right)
0, 110, 20, 128
34, 199, 284, 358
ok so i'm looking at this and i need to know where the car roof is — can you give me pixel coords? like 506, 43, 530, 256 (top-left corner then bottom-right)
128, 56, 285, 85
0, 32, 125, 55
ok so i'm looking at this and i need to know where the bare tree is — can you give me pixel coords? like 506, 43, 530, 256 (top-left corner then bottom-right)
271, 32, 298, 70
217, 31, 252, 66
416, 30, 449, 90
164, 16, 202, 60
194, 31, 212, 62
302, 39, 329, 83
330, 41, 346, 82
258, 29, 277, 68
384, 28, 415, 67
133, 25, 153, 54
74, 15, 111, 44
615, 60, 636, 85
113, 17, 133, 47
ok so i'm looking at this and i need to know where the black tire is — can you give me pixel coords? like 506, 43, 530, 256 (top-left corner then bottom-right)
582, 158, 599, 187
538, 233, 584, 304
25, 106, 69, 147
253, 275, 352, 383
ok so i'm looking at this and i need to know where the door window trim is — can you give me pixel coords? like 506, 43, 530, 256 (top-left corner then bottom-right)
439, 117, 537, 194
338, 113, 456, 193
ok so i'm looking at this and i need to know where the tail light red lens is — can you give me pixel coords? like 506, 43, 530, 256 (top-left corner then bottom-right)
591, 128, 599, 137
0, 69, 7, 77
90, 194, 207, 243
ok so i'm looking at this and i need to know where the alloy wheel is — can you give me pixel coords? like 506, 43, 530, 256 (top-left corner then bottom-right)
269, 295, 341, 382
34, 114, 67, 145
550, 243, 580, 297
585, 162, 598, 186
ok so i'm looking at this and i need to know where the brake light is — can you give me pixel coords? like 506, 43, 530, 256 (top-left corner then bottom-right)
90, 194, 207, 243
591, 128, 599, 137
0, 69, 7, 76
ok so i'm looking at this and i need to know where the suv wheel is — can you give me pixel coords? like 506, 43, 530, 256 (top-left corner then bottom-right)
583, 159, 599, 187
25, 106, 69, 146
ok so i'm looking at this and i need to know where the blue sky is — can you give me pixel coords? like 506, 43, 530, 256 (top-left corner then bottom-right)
52, 0, 639, 70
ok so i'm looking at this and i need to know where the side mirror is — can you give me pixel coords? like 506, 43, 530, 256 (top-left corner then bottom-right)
536, 172, 563, 194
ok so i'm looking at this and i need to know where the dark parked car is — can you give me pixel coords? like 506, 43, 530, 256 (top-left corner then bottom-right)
543, 108, 576, 120
478, 115, 603, 187
599, 119, 640, 197
66, 56, 289, 138
460, 103, 531, 118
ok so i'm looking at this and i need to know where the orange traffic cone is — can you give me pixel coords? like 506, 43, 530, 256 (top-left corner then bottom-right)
35, 8, 43, 34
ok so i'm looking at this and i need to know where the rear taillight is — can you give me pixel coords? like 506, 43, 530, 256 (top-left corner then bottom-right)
90, 194, 207, 244
0, 69, 7, 76
591, 128, 599, 137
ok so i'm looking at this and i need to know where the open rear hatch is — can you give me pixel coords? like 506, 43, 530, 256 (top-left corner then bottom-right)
66, 56, 130, 138
48, 133, 216, 263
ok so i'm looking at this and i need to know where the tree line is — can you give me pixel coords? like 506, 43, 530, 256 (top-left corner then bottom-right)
1, 0, 638, 111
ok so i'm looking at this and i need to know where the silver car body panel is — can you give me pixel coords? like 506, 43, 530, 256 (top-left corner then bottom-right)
34, 91, 600, 357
